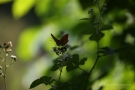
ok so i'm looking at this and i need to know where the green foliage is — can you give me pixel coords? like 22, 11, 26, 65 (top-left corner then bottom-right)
51, 54, 87, 72
16, 27, 41, 61
30, 54, 87, 89
51, 59, 59, 71
12, 0, 36, 19
29, 0, 123, 90
89, 31, 104, 41
0, 0, 135, 90
49, 75, 86, 90
26, 0, 135, 89
79, 57, 87, 65
0, 0, 11, 4
100, 24, 113, 31
66, 54, 87, 72
98, 46, 115, 56
66, 57, 79, 72
69, 45, 79, 50
49, 82, 73, 90
30, 76, 56, 89
72, 22, 95, 35
80, 18, 91, 20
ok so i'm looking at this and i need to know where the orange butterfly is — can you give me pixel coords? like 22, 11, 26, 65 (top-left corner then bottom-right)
51, 34, 69, 46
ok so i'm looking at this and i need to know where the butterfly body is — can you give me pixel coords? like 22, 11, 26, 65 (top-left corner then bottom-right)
51, 34, 69, 46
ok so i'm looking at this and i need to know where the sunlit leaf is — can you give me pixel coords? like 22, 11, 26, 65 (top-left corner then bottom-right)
101, 24, 113, 31
89, 31, 104, 41
35, 0, 52, 17
16, 27, 40, 61
79, 57, 87, 65
12, 0, 36, 19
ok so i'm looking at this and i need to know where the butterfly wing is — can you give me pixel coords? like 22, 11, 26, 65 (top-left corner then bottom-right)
51, 34, 60, 45
59, 34, 69, 46
51, 34, 69, 46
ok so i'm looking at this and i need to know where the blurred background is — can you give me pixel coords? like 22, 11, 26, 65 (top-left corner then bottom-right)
0, 0, 135, 90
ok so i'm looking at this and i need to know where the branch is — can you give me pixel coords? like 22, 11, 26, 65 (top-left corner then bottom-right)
84, 55, 100, 90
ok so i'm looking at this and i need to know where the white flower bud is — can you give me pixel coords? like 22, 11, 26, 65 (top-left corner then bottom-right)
11, 55, 17, 61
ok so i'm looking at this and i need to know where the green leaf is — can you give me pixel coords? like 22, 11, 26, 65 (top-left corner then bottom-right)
97, 50, 108, 55
79, 58, 87, 65
29, 76, 54, 89
68, 54, 79, 65
16, 26, 40, 61
89, 31, 104, 41
49, 79, 56, 84
12, 0, 35, 19
50, 82, 72, 90
101, 24, 113, 31
69, 45, 79, 50
98, 46, 115, 55
40, 76, 52, 85
29, 78, 42, 89
79, 25, 95, 35
66, 63, 78, 72
35, 0, 52, 17
66, 54, 79, 72
71, 22, 95, 35
0, 0, 12, 4
51, 59, 59, 71
80, 18, 91, 20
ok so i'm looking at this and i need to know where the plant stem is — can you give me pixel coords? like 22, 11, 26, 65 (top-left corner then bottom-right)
50, 84, 58, 90
84, 1, 102, 90
58, 67, 63, 80
84, 55, 100, 90
78, 67, 88, 74
4, 54, 7, 90
96, 1, 101, 50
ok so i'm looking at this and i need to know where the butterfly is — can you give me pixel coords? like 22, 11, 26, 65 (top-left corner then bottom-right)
51, 34, 69, 46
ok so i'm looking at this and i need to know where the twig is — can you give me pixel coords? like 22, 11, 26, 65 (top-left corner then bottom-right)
78, 67, 88, 74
